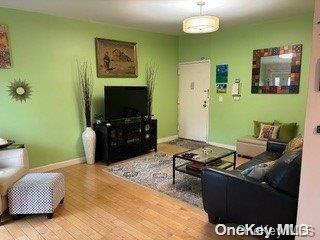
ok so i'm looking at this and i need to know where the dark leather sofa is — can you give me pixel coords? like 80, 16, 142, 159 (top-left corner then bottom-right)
202, 140, 302, 226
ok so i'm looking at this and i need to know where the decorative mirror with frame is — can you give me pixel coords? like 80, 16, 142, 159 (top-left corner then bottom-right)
251, 44, 302, 94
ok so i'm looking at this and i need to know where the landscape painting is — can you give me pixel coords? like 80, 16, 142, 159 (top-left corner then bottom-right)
0, 24, 12, 69
95, 38, 138, 78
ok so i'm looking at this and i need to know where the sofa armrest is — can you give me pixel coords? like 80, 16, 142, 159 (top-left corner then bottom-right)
266, 139, 287, 153
202, 166, 298, 225
0, 148, 29, 169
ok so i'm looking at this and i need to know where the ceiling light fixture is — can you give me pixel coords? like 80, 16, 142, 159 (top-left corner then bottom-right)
183, 1, 219, 34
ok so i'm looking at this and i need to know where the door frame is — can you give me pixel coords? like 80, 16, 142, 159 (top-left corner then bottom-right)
177, 59, 211, 142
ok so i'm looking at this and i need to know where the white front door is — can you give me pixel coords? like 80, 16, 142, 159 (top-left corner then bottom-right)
178, 60, 211, 142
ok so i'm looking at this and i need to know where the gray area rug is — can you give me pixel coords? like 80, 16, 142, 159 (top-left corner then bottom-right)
104, 152, 203, 208
168, 138, 209, 149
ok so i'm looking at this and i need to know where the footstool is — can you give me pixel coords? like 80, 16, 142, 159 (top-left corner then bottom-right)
8, 172, 65, 219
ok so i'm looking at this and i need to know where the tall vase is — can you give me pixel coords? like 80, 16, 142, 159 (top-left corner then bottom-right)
82, 127, 96, 164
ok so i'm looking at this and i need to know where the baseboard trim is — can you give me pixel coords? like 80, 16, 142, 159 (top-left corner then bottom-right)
207, 141, 236, 151
30, 157, 85, 173
157, 135, 178, 144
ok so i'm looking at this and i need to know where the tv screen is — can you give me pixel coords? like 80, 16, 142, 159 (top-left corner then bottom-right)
105, 86, 148, 120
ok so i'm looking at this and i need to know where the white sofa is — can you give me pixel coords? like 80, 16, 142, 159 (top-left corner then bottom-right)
0, 148, 29, 224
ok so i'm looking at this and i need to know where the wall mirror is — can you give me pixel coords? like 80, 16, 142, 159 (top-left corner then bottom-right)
251, 44, 302, 94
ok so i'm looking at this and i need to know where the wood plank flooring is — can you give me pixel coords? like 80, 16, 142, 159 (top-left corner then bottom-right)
0, 143, 251, 240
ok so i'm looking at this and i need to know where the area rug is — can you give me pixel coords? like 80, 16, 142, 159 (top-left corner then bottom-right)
104, 152, 203, 208
168, 138, 209, 149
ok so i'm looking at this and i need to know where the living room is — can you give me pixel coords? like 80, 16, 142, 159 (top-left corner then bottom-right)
0, 0, 319, 239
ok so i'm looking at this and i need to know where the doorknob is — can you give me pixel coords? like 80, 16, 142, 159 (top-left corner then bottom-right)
203, 100, 207, 108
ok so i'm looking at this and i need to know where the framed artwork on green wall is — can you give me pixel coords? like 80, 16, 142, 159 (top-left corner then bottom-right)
95, 38, 138, 78
216, 64, 228, 93
0, 24, 12, 69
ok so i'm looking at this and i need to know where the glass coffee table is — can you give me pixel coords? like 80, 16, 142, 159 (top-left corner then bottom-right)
172, 145, 236, 184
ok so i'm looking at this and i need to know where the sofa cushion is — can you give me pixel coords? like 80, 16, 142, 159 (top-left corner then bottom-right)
258, 124, 280, 140
237, 136, 267, 146
253, 121, 274, 138
0, 166, 27, 196
285, 134, 303, 153
265, 149, 302, 197
274, 121, 298, 143
241, 161, 275, 180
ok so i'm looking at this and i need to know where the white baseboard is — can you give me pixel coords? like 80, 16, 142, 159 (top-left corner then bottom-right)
157, 135, 178, 143
207, 141, 236, 150
30, 157, 85, 173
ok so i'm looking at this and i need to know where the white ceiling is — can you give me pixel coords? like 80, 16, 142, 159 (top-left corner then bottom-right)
0, 0, 314, 35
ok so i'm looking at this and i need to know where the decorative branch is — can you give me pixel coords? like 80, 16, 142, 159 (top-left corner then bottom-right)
146, 61, 158, 118
77, 60, 94, 127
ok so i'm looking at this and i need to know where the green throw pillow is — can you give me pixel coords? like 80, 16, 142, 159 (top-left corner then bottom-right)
274, 121, 298, 142
253, 120, 274, 138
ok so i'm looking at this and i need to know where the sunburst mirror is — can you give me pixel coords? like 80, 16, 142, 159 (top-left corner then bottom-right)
8, 79, 32, 102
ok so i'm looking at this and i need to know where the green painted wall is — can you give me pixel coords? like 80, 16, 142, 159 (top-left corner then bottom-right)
0, 8, 179, 168
179, 13, 313, 146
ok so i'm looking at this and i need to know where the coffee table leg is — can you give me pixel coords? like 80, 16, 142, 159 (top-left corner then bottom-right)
233, 152, 237, 169
173, 156, 176, 184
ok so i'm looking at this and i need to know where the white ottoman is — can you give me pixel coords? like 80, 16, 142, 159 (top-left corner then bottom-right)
236, 136, 267, 158
8, 173, 65, 219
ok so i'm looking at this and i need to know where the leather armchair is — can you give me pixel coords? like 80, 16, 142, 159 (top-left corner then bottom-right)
202, 140, 300, 226
0, 148, 29, 224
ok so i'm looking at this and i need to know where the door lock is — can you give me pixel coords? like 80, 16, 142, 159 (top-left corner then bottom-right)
203, 100, 207, 108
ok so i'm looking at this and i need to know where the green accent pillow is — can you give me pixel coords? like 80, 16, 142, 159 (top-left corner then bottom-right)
253, 121, 274, 138
274, 121, 298, 142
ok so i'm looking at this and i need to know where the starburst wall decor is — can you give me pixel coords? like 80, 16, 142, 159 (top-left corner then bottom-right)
8, 79, 32, 102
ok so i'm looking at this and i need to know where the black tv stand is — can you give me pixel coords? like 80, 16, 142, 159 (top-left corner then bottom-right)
94, 118, 157, 165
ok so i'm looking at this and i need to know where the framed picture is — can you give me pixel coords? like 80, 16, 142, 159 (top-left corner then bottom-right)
95, 38, 138, 78
251, 44, 302, 94
0, 24, 12, 69
216, 64, 228, 93
216, 83, 227, 93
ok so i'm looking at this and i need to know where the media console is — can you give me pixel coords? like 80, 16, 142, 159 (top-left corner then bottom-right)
94, 119, 157, 165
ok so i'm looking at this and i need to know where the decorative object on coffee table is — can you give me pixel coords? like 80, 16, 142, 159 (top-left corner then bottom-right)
146, 61, 158, 118
0, 24, 12, 69
8, 79, 32, 102
95, 38, 138, 78
8, 173, 65, 219
0, 138, 14, 149
172, 146, 236, 184
77, 60, 96, 164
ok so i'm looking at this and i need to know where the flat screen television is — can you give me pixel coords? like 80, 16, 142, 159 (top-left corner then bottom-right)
105, 86, 148, 120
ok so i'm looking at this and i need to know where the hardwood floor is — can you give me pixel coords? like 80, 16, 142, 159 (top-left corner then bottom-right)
0, 143, 251, 240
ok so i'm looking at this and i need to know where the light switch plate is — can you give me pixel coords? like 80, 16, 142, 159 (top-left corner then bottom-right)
218, 96, 223, 102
